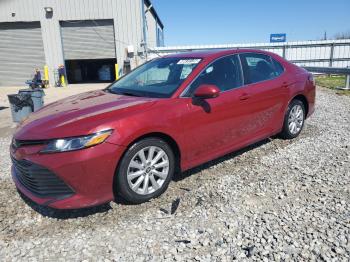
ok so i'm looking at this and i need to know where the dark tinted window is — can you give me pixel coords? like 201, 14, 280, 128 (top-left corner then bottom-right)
240, 53, 277, 84
187, 55, 243, 95
272, 59, 284, 76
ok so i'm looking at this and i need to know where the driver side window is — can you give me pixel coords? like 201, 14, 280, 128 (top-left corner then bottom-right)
186, 55, 243, 95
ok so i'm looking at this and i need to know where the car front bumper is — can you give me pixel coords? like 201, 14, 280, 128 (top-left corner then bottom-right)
11, 142, 125, 209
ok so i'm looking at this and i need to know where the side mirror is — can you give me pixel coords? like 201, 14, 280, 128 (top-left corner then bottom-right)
193, 84, 220, 99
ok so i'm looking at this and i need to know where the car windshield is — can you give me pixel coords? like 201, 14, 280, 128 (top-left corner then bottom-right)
107, 57, 202, 98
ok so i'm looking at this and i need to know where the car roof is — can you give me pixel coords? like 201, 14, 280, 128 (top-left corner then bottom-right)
163, 48, 277, 60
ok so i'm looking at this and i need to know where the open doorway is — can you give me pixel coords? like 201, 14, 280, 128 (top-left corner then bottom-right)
65, 59, 116, 84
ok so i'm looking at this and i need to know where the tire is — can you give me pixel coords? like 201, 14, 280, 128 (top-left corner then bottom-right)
279, 99, 305, 139
115, 137, 175, 204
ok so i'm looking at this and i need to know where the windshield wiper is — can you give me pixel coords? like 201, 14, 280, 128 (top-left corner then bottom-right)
104, 89, 113, 93
104, 89, 141, 97
114, 91, 141, 97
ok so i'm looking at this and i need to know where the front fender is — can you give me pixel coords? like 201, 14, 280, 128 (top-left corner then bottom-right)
107, 99, 188, 155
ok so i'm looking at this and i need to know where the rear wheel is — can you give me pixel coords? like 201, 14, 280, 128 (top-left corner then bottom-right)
115, 138, 175, 204
280, 99, 305, 139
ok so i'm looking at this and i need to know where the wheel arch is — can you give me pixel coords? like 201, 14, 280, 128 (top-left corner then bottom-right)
292, 94, 309, 117
112, 132, 182, 198
129, 132, 181, 168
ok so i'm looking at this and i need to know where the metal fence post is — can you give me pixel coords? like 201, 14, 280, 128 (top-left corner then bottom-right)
282, 44, 286, 59
329, 43, 335, 67
345, 74, 350, 90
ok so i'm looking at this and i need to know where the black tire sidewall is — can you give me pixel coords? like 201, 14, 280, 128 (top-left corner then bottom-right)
116, 138, 175, 204
282, 99, 305, 139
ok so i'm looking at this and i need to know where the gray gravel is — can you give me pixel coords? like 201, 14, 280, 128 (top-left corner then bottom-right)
0, 87, 349, 261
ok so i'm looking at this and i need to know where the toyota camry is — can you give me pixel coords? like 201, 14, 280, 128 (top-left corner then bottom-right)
10, 49, 315, 209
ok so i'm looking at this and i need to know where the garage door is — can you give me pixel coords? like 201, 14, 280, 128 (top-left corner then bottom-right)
60, 20, 116, 60
0, 22, 45, 86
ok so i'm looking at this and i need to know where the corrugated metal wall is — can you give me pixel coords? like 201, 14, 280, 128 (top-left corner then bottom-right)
61, 20, 116, 60
0, 22, 45, 86
0, 0, 162, 86
146, 7, 157, 48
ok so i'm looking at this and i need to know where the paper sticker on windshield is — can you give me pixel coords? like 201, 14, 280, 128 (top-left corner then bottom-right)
177, 59, 201, 65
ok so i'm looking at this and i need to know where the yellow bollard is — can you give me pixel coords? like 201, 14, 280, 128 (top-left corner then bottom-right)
44, 65, 49, 81
61, 75, 66, 87
115, 64, 119, 80
43, 65, 49, 88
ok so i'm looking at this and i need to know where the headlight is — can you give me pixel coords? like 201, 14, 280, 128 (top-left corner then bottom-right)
40, 129, 113, 153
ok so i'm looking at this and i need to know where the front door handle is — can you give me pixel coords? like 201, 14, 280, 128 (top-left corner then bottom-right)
239, 93, 251, 101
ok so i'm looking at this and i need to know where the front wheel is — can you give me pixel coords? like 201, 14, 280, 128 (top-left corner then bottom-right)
279, 99, 305, 139
115, 138, 175, 204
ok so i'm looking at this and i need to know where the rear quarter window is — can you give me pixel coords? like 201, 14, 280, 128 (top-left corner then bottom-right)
272, 59, 285, 76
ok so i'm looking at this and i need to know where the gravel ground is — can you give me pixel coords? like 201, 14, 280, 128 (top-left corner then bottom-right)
0, 87, 349, 261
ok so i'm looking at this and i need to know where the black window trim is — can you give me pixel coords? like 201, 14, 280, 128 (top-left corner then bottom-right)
180, 51, 286, 98
238, 52, 286, 86
180, 53, 245, 97
271, 56, 285, 76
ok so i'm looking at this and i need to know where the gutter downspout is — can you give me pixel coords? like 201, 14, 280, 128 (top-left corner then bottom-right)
141, 0, 148, 61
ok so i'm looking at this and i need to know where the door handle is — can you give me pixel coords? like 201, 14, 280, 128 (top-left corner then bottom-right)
239, 93, 251, 101
282, 81, 289, 88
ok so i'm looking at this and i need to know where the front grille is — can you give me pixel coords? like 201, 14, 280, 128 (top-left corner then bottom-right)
11, 156, 74, 198
12, 138, 48, 149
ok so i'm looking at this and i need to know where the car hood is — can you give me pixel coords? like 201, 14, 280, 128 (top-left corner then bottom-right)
14, 90, 158, 140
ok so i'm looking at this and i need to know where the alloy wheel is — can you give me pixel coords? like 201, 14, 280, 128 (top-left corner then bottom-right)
127, 146, 169, 195
288, 104, 304, 135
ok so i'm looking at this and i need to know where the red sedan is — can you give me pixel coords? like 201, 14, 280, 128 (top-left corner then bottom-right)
10, 49, 315, 209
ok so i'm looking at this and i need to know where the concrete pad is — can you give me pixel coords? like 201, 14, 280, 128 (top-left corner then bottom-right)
0, 83, 108, 135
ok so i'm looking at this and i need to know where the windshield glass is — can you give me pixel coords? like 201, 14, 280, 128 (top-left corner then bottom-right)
108, 57, 202, 98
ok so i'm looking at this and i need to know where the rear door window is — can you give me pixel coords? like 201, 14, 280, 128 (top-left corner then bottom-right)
240, 53, 278, 84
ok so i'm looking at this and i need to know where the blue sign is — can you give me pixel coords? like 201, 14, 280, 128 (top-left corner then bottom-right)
270, 34, 287, 43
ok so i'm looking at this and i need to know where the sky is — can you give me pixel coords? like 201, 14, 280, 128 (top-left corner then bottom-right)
151, 0, 350, 46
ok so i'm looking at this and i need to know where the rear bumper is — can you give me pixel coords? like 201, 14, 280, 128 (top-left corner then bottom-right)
11, 142, 125, 209
306, 82, 316, 119
307, 100, 315, 118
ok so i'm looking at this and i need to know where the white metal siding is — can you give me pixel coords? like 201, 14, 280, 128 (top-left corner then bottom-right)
0, 0, 163, 85
0, 22, 45, 86
156, 26, 164, 47
146, 7, 157, 48
61, 20, 116, 60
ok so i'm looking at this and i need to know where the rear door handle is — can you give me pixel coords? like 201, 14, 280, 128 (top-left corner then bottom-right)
282, 81, 289, 88
239, 93, 251, 101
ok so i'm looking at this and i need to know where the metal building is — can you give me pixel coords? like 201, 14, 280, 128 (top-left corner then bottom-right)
0, 0, 164, 86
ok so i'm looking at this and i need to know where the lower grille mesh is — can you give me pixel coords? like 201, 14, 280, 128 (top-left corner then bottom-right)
11, 156, 74, 198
